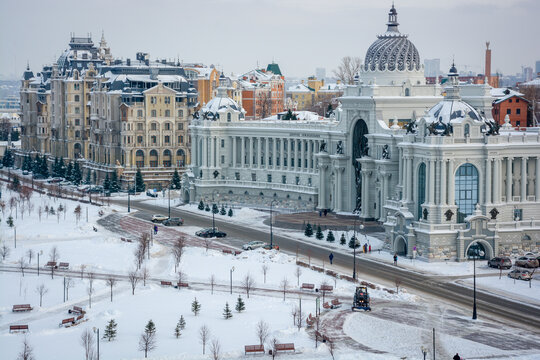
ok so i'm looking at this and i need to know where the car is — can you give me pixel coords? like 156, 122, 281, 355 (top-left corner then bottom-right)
87, 185, 104, 193
22, 170, 29, 175
515, 256, 539, 268
195, 228, 227, 238
262, 244, 280, 251
242, 241, 267, 251
58, 181, 72, 186
48, 177, 63, 183
146, 190, 158, 198
151, 214, 169, 223
487, 257, 512, 269
507, 269, 532, 281
163, 217, 184, 226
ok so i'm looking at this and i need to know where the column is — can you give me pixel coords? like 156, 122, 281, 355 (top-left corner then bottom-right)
202, 136, 208, 167
429, 160, 435, 204
521, 157, 527, 201
265, 137, 269, 168
191, 135, 197, 167
280, 139, 285, 170
440, 159, 447, 205
300, 140, 305, 171
232, 136, 237, 168
241, 137, 245, 167
308, 140, 313, 171
435, 160, 440, 205
210, 136, 215, 168
272, 138, 276, 169
485, 158, 492, 204
335, 167, 343, 211
506, 157, 512, 202
288, 140, 293, 170
493, 159, 501, 203
319, 164, 327, 209
448, 159, 455, 205
398, 148, 403, 187
405, 157, 412, 202
536, 157, 540, 201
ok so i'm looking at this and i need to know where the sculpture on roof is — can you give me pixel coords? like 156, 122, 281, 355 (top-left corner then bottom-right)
485, 120, 500, 136
336, 141, 344, 155
405, 120, 417, 134
382, 144, 390, 159
319, 141, 327, 152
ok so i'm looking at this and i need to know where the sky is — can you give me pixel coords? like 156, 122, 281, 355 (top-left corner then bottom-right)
0, 0, 539, 80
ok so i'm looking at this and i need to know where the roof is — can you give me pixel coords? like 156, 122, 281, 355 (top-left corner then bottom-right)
490, 88, 523, 98
521, 77, 540, 86
493, 94, 530, 105
266, 63, 282, 76
287, 84, 313, 93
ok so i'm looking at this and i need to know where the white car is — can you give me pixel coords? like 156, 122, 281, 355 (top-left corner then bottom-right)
242, 241, 267, 250
151, 214, 168, 223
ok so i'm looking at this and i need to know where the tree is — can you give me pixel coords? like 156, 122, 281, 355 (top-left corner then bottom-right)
235, 296, 245, 313
261, 264, 269, 284
142, 267, 150, 286
102, 173, 111, 192
74, 204, 82, 224
212, 203, 218, 214
192, 297, 201, 315
26, 249, 34, 265
395, 278, 402, 294
18, 256, 26, 276
242, 273, 255, 298
80, 328, 95, 360
228, 208, 233, 217
223, 302, 233, 319
40, 156, 49, 178
198, 200, 205, 210
295, 267, 302, 286
65, 162, 73, 182
2, 148, 14, 167
171, 237, 185, 272
203, 237, 213, 253
139, 320, 157, 358
71, 162, 81, 185
11, 177, 20, 191
199, 325, 210, 355
205, 204, 210, 212
49, 246, 59, 279
35, 284, 48, 306
17, 337, 35, 360
349, 235, 359, 249
174, 316, 186, 338
304, 223, 313, 237
340, 233, 346, 245
84, 170, 91, 185
128, 271, 140, 295
0, 242, 11, 261
326, 230, 335, 242
87, 272, 95, 308
103, 319, 118, 341
135, 168, 146, 192
268, 337, 279, 360
171, 169, 181, 189
255, 320, 269, 346
210, 338, 222, 360
110, 171, 120, 192
209, 274, 216, 295
280, 277, 289, 300
106, 277, 117, 302
65, 277, 75, 301
333, 56, 362, 84
177, 270, 187, 288
259, 90, 272, 119
315, 226, 324, 240
220, 205, 226, 215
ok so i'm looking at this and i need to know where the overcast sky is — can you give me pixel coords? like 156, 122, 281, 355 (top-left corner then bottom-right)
1, 0, 539, 80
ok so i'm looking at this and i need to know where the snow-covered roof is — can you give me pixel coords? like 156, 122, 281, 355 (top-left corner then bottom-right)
426, 98, 481, 124
287, 84, 313, 93
201, 88, 243, 114
490, 88, 523, 98
318, 83, 346, 92
521, 77, 540, 86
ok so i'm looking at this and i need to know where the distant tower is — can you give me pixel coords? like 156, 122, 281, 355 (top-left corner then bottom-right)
485, 42, 492, 83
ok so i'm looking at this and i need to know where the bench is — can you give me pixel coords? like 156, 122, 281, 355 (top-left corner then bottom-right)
315, 330, 331, 343
301, 283, 315, 291
160, 281, 172, 286
59, 317, 75, 327
275, 343, 295, 353
244, 344, 265, 355
222, 249, 233, 255
74, 314, 86, 324
319, 285, 333, 292
12, 304, 33, 312
9, 325, 28, 333
58, 262, 69, 270
69, 306, 85, 315
306, 313, 316, 327
234, 250, 242, 256
45, 261, 57, 269
323, 302, 331, 310
176, 282, 189, 288
331, 298, 342, 309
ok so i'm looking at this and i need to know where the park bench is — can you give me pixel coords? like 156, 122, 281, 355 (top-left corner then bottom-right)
59, 317, 75, 327
301, 283, 315, 291
323, 302, 331, 310
45, 261, 57, 269
275, 343, 295, 353
12, 304, 33, 312
331, 298, 342, 309
68, 306, 85, 315
319, 284, 333, 292
222, 249, 233, 255
234, 250, 242, 255
306, 313, 316, 327
74, 314, 86, 325
9, 325, 28, 333
58, 262, 69, 270
244, 344, 265, 355
160, 281, 172, 286
176, 282, 189, 288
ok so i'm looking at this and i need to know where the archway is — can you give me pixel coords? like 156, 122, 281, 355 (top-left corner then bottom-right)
163, 149, 171, 167
352, 119, 369, 212
394, 236, 407, 256
466, 241, 489, 260
176, 149, 185, 167
74, 143, 82, 158
183, 189, 190, 203
149, 149, 158, 167
135, 150, 144, 168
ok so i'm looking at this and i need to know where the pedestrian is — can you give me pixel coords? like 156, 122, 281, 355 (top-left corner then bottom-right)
393, 253, 398, 266
319, 210, 322, 217
154, 224, 158, 235
363, 244, 367, 253
323, 209, 327, 217
369, 244, 371, 253
453, 353, 461, 360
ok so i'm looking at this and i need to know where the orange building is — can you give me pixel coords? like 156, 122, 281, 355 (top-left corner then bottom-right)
492, 92, 530, 127
238, 64, 284, 119
184, 66, 220, 108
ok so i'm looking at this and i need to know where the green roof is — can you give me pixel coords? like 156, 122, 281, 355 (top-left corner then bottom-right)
266, 63, 282, 76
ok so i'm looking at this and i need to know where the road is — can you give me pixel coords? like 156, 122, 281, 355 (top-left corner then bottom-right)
114, 198, 540, 331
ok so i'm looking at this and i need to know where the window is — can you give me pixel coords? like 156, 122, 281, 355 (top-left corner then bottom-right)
516, 98, 520, 103
221, 155, 225, 164
227, 113, 231, 122
150, 96, 157, 104
308, 177, 312, 186
417, 163, 426, 219
267, 174, 272, 183
464, 124, 470, 137
507, 109, 511, 114
221, 139, 225, 147
164, 96, 170, 104
75, 119, 80, 126
75, 107, 80, 114
509, 99, 512, 103
165, 109, 171, 117
137, 110, 143, 117
137, 136, 143, 144
235, 172, 240, 180
455, 163, 479, 223
137, 123, 143, 131
282, 175, 286, 184
74, 84, 80, 90
177, 123, 184, 130
251, 173, 256, 181
74, 95, 80, 102
151, 123, 157, 130
75, 131, 80, 138
295, 176, 300, 185
151, 110, 157, 117
164, 122, 170, 130
516, 108, 521, 115
514, 208, 523, 221
516, 121, 520, 127
151, 135, 157, 144
178, 110, 184, 118
178, 135, 183, 144
164, 135, 170, 144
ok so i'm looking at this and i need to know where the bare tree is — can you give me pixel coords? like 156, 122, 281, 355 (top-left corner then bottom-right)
87, 273, 95, 308
18, 256, 26, 277
395, 278, 402, 294
290, 306, 298, 327
0, 242, 10, 261
209, 274, 216, 295
259, 90, 273, 119
177, 270, 188, 288
38, 206, 42, 222
142, 267, 150, 286
106, 277, 117, 302
74, 205, 82, 224
203, 237, 213, 253
242, 273, 255, 298
267, 337, 279, 360
295, 267, 302, 286
255, 320, 269, 346
138, 320, 157, 358
35, 284, 48, 306
199, 325, 211, 355
210, 338, 221, 360
129, 270, 140, 295
280, 277, 289, 301
261, 264, 269, 284
333, 56, 362, 84
49, 246, 59, 279
80, 264, 86, 279
296, 304, 304, 330
327, 338, 336, 360
80, 328, 95, 360
26, 249, 34, 265
17, 336, 35, 360
65, 277, 75, 301
134, 246, 145, 270
171, 237, 185, 272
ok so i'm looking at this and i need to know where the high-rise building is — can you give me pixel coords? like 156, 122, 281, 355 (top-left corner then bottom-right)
523, 66, 534, 82
315, 67, 326, 80
424, 59, 440, 78
535, 60, 540, 76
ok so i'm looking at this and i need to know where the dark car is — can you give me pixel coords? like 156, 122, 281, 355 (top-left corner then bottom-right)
163, 217, 184, 226
146, 190, 158, 198
195, 228, 227, 238
487, 257, 512, 269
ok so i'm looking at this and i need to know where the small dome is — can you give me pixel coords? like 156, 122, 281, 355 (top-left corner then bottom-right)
201, 87, 243, 115
427, 100, 481, 124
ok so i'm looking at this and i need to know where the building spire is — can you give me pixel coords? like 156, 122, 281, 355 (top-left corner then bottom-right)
386, 2, 400, 32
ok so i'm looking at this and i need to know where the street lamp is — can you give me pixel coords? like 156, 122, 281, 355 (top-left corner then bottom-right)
93, 327, 100, 360
37, 250, 43, 276
230, 266, 235, 294
353, 223, 364, 280
270, 200, 278, 249
211, 190, 219, 232
127, 186, 131, 213
168, 184, 171, 218
471, 243, 485, 320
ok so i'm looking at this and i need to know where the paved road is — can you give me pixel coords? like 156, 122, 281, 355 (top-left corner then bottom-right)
113, 198, 540, 331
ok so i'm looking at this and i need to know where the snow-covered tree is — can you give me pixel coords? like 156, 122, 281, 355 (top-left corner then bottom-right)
35, 283, 48, 306
223, 302, 233, 319
340, 233, 346, 245
135, 168, 146, 192
326, 230, 335, 242
205, 204, 210, 212
102, 173, 111, 191
71, 162, 82, 185
80, 328, 95, 360
106, 276, 117, 302
220, 205, 226, 215
110, 171, 120, 192
242, 273, 255, 298
315, 226, 324, 240
304, 223, 313, 237
174, 315, 186, 338
192, 297, 201, 316
199, 325, 210, 355
16, 337, 34, 360
198, 200, 205, 210
171, 169, 181, 189
228, 208, 233, 217
349, 235, 359, 249
103, 319, 118, 341
235, 296, 245, 313
256, 320, 270, 346
0, 242, 11, 261
139, 320, 157, 358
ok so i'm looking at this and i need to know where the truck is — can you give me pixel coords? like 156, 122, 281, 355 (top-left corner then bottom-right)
352, 286, 371, 311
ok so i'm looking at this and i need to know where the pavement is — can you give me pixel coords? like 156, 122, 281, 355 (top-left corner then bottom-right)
269, 211, 385, 233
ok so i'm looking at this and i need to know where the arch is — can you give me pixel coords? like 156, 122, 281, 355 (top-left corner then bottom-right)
183, 189, 190, 203
405, 88, 410, 97
176, 148, 185, 167
163, 149, 172, 167
74, 143, 82, 158
149, 149, 158, 167
417, 162, 426, 219
465, 240, 492, 260
455, 163, 479, 223
352, 119, 369, 212
227, 113, 231, 122
135, 149, 145, 167
394, 236, 407, 256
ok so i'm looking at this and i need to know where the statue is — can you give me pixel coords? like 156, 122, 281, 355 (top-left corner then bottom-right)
489, 208, 499, 220
336, 140, 344, 155
444, 209, 454, 221
320, 141, 327, 152
405, 120, 417, 134
423, 208, 428, 220
192, 111, 200, 120
382, 144, 390, 159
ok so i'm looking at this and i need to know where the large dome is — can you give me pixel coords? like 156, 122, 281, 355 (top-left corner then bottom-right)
364, 5, 421, 72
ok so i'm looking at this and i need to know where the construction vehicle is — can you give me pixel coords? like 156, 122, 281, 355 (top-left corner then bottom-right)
352, 286, 371, 311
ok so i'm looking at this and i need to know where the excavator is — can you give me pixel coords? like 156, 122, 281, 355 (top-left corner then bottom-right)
352, 286, 371, 311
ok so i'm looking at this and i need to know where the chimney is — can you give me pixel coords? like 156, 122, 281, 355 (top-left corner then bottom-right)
126, 58, 131, 66
485, 41, 491, 82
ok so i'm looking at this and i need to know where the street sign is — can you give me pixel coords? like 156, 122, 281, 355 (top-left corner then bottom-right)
329, 252, 334, 264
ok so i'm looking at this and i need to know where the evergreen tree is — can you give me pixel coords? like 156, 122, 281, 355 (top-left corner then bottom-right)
71, 162, 81, 185
22, 154, 31, 171
340, 233, 346, 246
52, 157, 59, 177
212, 203, 219, 214
110, 171, 120, 192
304, 223, 313, 237
315, 226, 324, 240
103, 173, 111, 191
198, 200, 205, 210
2, 149, 14, 167
135, 168, 146, 192
7, 216, 14, 227
103, 319, 118, 341
11, 176, 20, 191
204, 204, 210, 212
171, 169, 181, 189
220, 205, 226, 215
84, 170, 91, 185
40, 156, 48, 177
349, 235, 359, 249
223, 302, 233, 319
235, 296, 245, 313
65, 162, 73, 182
58, 157, 66, 178
174, 322, 182, 338
191, 297, 201, 316
174, 316, 186, 338
326, 230, 335, 242
228, 208, 233, 217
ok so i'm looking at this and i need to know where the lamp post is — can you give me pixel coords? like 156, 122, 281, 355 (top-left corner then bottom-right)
127, 186, 131, 213
168, 184, 171, 218
471, 244, 485, 320
211, 190, 218, 232
230, 266, 235, 294
93, 327, 100, 360
270, 200, 278, 249
353, 223, 363, 280
37, 250, 43, 276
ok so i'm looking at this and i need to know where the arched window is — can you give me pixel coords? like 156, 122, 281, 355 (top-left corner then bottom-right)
464, 124, 470, 137
163, 149, 171, 167
176, 149, 185, 167
149, 149, 158, 167
227, 113, 231, 122
135, 150, 145, 167
455, 163, 479, 223
74, 95, 80, 102
405, 88, 410, 97
164, 122, 170, 130
417, 162, 426, 219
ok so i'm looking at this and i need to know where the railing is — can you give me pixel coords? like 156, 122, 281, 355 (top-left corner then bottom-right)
194, 179, 317, 194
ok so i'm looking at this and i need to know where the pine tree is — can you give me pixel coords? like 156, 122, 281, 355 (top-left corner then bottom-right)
204, 204, 210, 212
315, 226, 324, 240
84, 170, 91, 185
174, 317, 184, 338
2, 149, 14, 167
71, 162, 81, 185
349, 235, 359, 249
52, 157, 59, 177
198, 200, 205, 210
220, 205, 226, 215
340, 233, 346, 246
7, 215, 14, 227
58, 157, 65, 178
103, 319, 118, 341
11, 177, 20, 191
32, 154, 41, 174
235, 296, 245, 313
103, 173, 111, 191
326, 230, 335, 242
41, 156, 49, 177
178, 315, 186, 330
110, 171, 120, 192
65, 162, 73, 182
22, 154, 31, 171
135, 168, 146, 192
228, 208, 233, 217
304, 223, 313, 237
223, 302, 233, 319
212, 203, 218, 214
171, 169, 181, 189
191, 297, 201, 316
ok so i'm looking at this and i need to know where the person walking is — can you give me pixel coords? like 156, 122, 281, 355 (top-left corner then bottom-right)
369, 244, 371, 253
393, 253, 398, 266
154, 224, 158, 235
453, 353, 461, 360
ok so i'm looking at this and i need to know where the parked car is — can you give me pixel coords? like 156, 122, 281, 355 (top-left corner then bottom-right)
515, 256, 539, 268
22, 170, 29, 175
507, 269, 532, 281
487, 257, 512, 269
48, 177, 63, 183
87, 185, 104, 193
146, 190, 158, 198
163, 217, 184, 226
195, 228, 227, 238
262, 244, 280, 251
151, 214, 169, 223
242, 241, 267, 251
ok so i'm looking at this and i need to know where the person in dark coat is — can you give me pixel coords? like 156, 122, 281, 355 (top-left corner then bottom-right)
453, 354, 461, 360
393, 253, 398, 265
